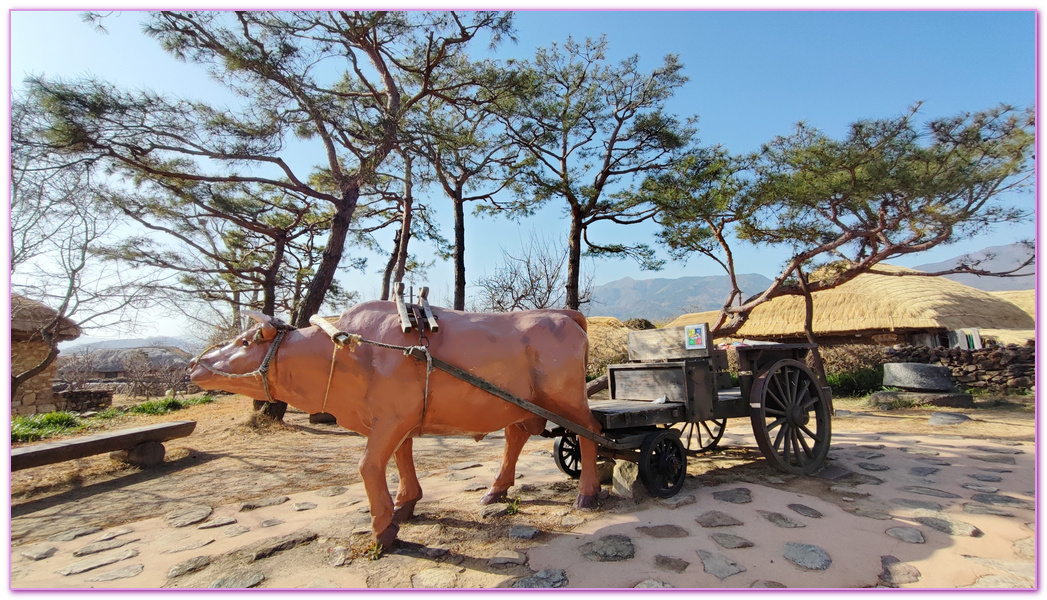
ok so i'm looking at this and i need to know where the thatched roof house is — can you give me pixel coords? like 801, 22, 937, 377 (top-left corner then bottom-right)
666, 265, 1035, 346
11, 294, 82, 416
11, 294, 81, 342
989, 290, 1035, 323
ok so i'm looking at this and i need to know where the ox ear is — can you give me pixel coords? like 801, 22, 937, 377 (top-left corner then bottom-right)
244, 310, 278, 341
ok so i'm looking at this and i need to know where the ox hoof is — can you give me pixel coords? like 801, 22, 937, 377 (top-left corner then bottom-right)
574, 494, 596, 509
392, 500, 418, 524
479, 490, 508, 505
375, 523, 399, 550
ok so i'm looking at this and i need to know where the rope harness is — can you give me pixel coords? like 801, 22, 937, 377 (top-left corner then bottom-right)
191, 328, 289, 405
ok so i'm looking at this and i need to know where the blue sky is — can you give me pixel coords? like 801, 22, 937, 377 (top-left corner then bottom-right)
7, 9, 1037, 330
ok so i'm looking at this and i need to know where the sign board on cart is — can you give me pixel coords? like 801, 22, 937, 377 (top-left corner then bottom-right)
627, 323, 711, 361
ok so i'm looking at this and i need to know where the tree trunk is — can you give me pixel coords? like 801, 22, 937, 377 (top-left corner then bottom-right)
294, 187, 360, 328
796, 268, 832, 413
381, 228, 402, 301
565, 207, 584, 310
393, 158, 415, 287
453, 191, 466, 311
262, 237, 286, 317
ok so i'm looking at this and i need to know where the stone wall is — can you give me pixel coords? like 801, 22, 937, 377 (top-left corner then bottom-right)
882, 342, 1035, 394
11, 341, 59, 416
56, 390, 114, 413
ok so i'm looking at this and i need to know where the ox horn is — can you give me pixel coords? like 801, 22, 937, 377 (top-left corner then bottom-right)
244, 310, 272, 325
244, 310, 278, 341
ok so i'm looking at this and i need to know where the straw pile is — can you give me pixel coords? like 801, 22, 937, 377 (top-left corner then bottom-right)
586, 317, 629, 379
989, 290, 1035, 323
665, 265, 1034, 342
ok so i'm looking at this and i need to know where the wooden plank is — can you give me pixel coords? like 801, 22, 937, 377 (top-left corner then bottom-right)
11, 421, 197, 471
610, 366, 687, 403
418, 287, 439, 332
393, 282, 413, 333
627, 325, 712, 361
587, 399, 686, 429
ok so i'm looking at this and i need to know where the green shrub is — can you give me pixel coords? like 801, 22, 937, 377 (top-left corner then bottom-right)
826, 366, 884, 397
128, 394, 215, 415
12, 411, 84, 442
95, 407, 125, 420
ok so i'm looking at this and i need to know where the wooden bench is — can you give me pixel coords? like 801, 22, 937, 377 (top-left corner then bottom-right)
11, 421, 197, 471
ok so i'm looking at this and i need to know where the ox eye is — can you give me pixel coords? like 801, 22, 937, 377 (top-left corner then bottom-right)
241, 339, 250, 347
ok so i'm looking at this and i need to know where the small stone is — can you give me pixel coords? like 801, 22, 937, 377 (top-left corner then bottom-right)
813, 465, 853, 480
858, 462, 890, 472
163, 538, 215, 554
315, 486, 348, 497
913, 513, 983, 537
886, 527, 925, 544
900, 486, 960, 499
168, 555, 213, 578
330, 499, 361, 510
96, 528, 135, 542
612, 461, 646, 502
783, 542, 832, 570
57, 549, 140, 576
968, 473, 1004, 482
853, 508, 893, 520
910, 466, 940, 477
963, 503, 1014, 517
658, 493, 697, 509
635, 579, 674, 588
242, 530, 318, 561
412, 568, 458, 588
121, 441, 166, 467
696, 510, 744, 528
928, 412, 970, 426
787, 504, 823, 518
478, 504, 508, 519
529, 449, 553, 457
209, 570, 265, 588
580, 534, 635, 562
696, 549, 746, 580
512, 569, 568, 588
879, 555, 921, 586
654, 554, 690, 573
712, 487, 752, 504
327, 546, 352, 567
636, 524, 689, 538
711, 533, 754, 549
20, 546, 58, 561
446, 471, 475, 481
292, 502, 318, 512
891, 498, 943, 512
446, 461, 482, 471
561, 515, 584, 528
970, 493, 1033, 510
49, 526, 102, 542
914, 457, 951, 466
86, 563, 145, 582
463, 483, 488, 492
751, 580, 787, 588
969, 454, 1017, 465
902, 447, 941, 456
198, 516, 237, 530
509, 525, 540, 540
239, 496, 289, 512
970, 445, 1024, 455
488, 550, 527, 566
420, 546, 450, 559
853, 450, 885, 460
72, 537, 140, 557
260, 519, 285, 528
757, 510, 805, 528
165, 506, 214, 527
963, 484, 1000, 493
224, 525, 251, 537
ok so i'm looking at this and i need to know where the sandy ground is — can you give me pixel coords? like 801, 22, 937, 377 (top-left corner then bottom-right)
8, 393, 1036, 591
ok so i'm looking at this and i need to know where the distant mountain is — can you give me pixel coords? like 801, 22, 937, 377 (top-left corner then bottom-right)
914, 243, 1035, 292
588, 273, 773, 322
62, 336, 201, 354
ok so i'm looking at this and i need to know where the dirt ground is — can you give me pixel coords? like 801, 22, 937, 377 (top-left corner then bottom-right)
10, 391, 1036, 588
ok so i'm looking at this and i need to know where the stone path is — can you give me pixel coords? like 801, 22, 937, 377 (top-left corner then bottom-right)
10, 424, 1036, 589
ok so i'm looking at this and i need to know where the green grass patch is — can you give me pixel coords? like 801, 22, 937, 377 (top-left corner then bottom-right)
826, 366, 884, 398
12, 411, 84, 442
127, 394, 215, 415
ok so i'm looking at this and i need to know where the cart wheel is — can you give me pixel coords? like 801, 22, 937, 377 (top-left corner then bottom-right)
553, 434, 582, 479
638, 429, 688, 498
665, 420, 727, 454
749, 359, 831, 474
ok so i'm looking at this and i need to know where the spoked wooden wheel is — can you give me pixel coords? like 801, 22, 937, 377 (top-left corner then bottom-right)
665, 420, 727, 454
638, 429, 688, 498
553, 434, 582, 479
749, 359, 831, 474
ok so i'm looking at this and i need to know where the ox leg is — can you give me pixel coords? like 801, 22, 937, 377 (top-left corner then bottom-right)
392, 438, 422, 524
359, 422, 412, 549
480, 421, 534, 505
575, 435, 600, 508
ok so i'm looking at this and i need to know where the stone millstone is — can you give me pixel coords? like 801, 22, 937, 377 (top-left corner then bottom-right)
696, 549, 746, 580
783, 542, 832, 571
165, 506, 214, 528
882, 363, 956, 392
580, 534, 635, 562
695, 510, 744, 528
511, 569, 568, 588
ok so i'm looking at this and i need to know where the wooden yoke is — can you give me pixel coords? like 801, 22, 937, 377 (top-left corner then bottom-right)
393, 282, 439, 334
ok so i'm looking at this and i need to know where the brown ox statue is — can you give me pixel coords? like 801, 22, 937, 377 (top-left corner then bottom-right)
188, 301, 602, 548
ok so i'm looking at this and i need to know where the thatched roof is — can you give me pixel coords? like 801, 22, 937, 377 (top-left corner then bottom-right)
666, 265, 1035, 342
989, 290, 1035, 323
10, 294, 81, 342
979, 329, 1035, 346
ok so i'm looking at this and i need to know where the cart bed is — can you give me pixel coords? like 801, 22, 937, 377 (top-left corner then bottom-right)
587, 399, 686, 430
